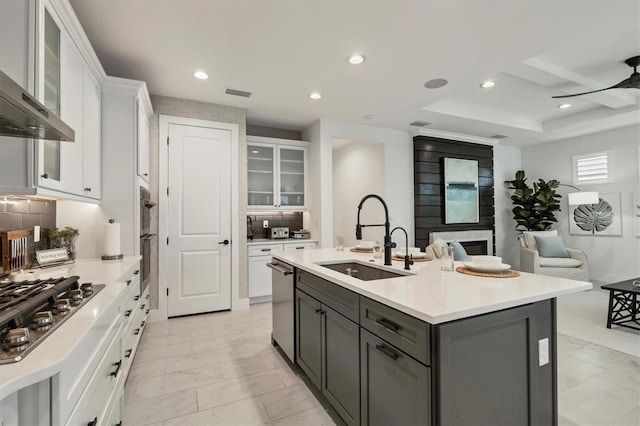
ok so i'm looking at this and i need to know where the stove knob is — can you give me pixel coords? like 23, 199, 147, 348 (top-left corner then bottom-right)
31, 311, 54, 329
68, 289, 84, 305
52, 299, 71, 314
3, 328, 30, 350
80, 283, 94, 296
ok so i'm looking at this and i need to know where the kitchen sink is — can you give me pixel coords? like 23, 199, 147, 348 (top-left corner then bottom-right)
318, 261, 411, 281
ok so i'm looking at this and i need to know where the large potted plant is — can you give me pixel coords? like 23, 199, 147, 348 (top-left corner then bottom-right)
506, 170, 561, 231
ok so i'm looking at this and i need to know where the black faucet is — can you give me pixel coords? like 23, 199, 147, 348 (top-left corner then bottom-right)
356, 194, 392, 266
390, 226, 413, 270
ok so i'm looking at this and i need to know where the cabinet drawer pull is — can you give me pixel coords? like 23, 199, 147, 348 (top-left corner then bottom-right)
126, 280, 131, 285
110, 360, 122, 377
115, 422, 122, 426
87, 417, 97, 426
125, 348, 133, 358
84, 187, 92, 192
141, 304, 146, 310
134, 295, 140, 301
141, 320, 146, 327
376, 344, 399, 361
124, 309, 132, 317
146, 309, 150, 314
295, 246, 305, 250
375, 318, 399, 334
134, 328, 140, 335
261, 248, 272, 252
134, 270, 140, 275
146, 294, 150, 299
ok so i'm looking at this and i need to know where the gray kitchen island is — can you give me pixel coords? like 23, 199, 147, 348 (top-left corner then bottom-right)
270, 247, 591, 426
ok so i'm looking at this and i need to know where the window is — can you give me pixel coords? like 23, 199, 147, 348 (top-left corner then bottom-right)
572, 150, 613, 185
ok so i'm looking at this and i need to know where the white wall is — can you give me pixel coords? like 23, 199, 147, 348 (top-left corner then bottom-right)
56, 201, 108, 258
332, 141, 385, 247
493, 145, 523, 268
303, 119, 413, 248
522, 124, 640, 283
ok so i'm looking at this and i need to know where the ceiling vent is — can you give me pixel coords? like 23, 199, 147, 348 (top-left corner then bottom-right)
410, 121, 431, 127
225, 88, 252, 98
490, 134, 508, 139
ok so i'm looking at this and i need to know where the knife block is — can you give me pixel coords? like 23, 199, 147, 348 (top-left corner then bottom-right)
1, 230, 28, 271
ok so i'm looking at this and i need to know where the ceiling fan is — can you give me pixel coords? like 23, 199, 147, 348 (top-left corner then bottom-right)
552, 55, 640, 98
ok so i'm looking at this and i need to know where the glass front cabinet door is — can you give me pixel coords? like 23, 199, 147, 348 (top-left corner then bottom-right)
247, 143, 276, 208
247, 138, 307, 210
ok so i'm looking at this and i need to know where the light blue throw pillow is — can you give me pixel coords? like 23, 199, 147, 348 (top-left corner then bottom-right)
450, 240, 471, 261
534, 235, 570, 258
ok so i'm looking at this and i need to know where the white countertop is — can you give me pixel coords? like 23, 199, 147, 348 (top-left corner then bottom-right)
272, 248, 592, 324
247, 238, 318, 245
0, 256, 141, 400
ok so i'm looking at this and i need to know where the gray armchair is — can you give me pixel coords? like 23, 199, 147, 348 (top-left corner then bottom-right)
518, 231, 590, 281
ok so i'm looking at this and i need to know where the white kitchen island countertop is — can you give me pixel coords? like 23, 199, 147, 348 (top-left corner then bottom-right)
272, 248, 592, 324
0, 256, 141, 401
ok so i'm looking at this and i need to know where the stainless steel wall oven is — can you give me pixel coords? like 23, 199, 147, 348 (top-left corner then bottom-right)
140, 187, 156, 293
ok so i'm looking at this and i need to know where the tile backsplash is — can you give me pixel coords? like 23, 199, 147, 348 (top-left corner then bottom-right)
0, 197, 56, 269
247, 212, 303, 240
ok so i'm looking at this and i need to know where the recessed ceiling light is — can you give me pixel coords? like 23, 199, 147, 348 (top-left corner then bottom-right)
193, 71, 208, 80
558, 103, 572, 109
480, 80, 495, 88
348, 54, 365, 65
424, 78, 448, 89
309, 92, 322, 100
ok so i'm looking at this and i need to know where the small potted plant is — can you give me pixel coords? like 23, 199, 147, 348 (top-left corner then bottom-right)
48, 227, 80, 259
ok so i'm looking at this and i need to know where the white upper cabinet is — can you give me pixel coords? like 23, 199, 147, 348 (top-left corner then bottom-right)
247, 136, 308, 210
137, 103, 150, 183
0, 0, 104, 201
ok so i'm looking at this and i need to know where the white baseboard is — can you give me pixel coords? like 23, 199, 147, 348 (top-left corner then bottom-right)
590, 271, 634, 285
147, 309, 166, 322
233, 297, 250, 311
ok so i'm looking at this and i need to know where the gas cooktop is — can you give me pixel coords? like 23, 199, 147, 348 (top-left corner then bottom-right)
0, 276, 104, 364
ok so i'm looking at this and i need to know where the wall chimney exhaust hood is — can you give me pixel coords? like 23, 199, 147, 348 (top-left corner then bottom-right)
0, 69, 74, 142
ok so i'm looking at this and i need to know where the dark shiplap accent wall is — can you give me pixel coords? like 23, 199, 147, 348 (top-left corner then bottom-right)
414, 136, 495, 250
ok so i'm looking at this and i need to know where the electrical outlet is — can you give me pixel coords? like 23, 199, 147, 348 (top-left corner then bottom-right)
538, 338, 549, 366
263, 220, 269, 228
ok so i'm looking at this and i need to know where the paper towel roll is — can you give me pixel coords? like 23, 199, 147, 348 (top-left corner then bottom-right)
103, 221, 121, 256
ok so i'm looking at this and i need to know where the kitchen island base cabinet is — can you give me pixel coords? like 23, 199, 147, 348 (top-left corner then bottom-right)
360, 329, 431, 426
296, 289, 360, 426
435, 299, 556, 426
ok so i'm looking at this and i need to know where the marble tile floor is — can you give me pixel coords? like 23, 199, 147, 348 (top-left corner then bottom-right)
124, 301, 640, 426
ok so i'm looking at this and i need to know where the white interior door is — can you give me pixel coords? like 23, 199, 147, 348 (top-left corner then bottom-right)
167, 123, 232, 317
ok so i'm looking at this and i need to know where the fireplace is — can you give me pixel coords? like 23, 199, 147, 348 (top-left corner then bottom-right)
429, 230, 493, 256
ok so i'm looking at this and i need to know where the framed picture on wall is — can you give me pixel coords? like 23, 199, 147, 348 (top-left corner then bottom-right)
444, 158, 479, 224
569, 192, 622, 236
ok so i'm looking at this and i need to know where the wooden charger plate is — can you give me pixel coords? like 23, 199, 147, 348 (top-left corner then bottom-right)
456, 266, 520, 278
392, 254, 432, 262
350, 247, 373, 253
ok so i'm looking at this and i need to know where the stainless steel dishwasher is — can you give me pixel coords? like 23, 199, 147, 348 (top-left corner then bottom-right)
267, 259, 295, 363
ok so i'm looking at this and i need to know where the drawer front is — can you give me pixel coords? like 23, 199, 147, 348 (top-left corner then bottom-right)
248, 243, 284, 257
296, 270, 359, 323
360, 296, 430, 365
282, 242, 316, 250
65, 325, 122, 426
121, 276, 141, 328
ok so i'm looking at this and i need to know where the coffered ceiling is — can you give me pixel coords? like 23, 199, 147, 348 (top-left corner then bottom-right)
69, 0, 640, 147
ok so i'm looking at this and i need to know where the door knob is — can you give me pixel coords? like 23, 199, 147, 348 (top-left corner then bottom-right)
218, 239, 230, 245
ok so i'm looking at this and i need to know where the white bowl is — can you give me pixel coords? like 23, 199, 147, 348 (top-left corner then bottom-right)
356, 241, 374, 249
472, 255, 502, 265
395, 247, 421, 256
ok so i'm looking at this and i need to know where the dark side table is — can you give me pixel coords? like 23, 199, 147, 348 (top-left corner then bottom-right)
601, 278, 640, 331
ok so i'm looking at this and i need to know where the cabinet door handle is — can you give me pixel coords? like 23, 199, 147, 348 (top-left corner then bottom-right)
115, 422, 122, 426
376, 344, 399, 361
146, 309, 150, 314
141, 304, 146, 310
41, 173, 48, 179
125, 348, 133, 358
375, 318, 399, 334
126, 280, 131, 286
84, 187, 92, 192
110, 360, 122, 377
124, 309, 132, 317
146, 294, 150, 299
87, 417, 98, 426
134, 328, 140, 335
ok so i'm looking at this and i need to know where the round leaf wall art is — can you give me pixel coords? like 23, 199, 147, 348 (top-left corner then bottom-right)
569, 192, 622, 236
573, 199, 613, 234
